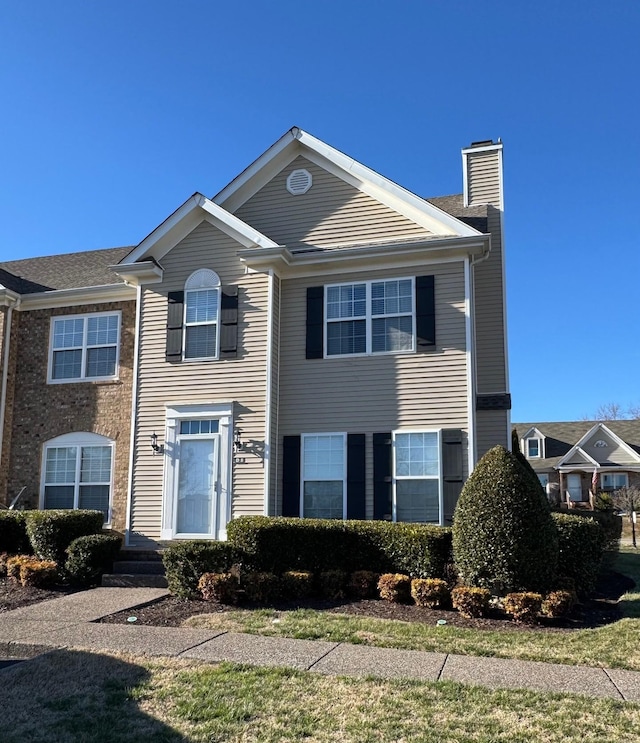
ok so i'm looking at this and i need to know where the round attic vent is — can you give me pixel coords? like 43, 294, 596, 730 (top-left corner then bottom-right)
286, 168, 312, 195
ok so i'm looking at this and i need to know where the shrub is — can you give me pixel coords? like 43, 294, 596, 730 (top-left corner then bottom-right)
162, 541, 243, 598
411, 578, 450, 609
281, 570, 315, 599
64, 533, 122, 586
198, 572, 240, 604
451, 586, 491, 618
0, 552, 11, 577
0, 512, 29, 554
378, 573, 411, 603
453, 446, 558, 594
226, 516, 451, 578
552, 513, 605, 595
243, 572, 281, 603
24, 510, 104, 563
503, 592, 543, 624
319, 570, 348, 600
348, 570, 380, 599
542, 590, 577, 619
6, 555, 58, 587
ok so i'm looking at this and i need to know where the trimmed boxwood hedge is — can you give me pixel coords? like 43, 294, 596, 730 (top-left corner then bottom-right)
24, 510, 104, 563
0, 511, 30, 554
226, 516, 452, 578
552, 512, 605, 595
162, 541, 242, 598
65, 533, 123, 586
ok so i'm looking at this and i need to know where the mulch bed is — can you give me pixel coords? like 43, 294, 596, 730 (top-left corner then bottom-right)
0, 577, 80, 613
97, 569, 634, 633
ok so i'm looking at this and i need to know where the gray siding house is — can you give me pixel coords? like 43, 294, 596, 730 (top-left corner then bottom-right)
0, 128, 510, 548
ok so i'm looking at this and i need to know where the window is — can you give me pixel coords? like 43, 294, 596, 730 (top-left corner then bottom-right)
601, 473, 628, 491
538, 473, 550, 489
184, 269, 220, 360
49, 313, 120, 382
393, 431, 440, 523
526, 438, 541, 458
42, 433, 114, 523
301, 434, 346, 519
325, 278, 414, 356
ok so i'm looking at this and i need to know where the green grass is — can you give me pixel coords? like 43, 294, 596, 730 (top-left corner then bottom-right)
2, 650, 640, 742
184, 547, 640, 671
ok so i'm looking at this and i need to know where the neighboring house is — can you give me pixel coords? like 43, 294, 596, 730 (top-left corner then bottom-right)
514, 421, 640, 508
0, 128, 510, 548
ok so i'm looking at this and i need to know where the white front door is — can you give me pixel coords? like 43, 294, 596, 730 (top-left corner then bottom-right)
176, 434, 219, 536
567, 473, 582, 502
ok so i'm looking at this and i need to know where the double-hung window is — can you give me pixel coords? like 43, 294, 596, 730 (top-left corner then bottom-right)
601, 473, 628, 491
184, 269, 220, 360
301, 433, 346, 519
42, 433, 114, 523
49, 312, 120, 382
325, 278, 414, 356
393, 431, 441, 523
526, 438, 541, 458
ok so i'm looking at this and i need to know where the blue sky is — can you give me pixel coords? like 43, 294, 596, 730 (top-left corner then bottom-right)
1, 1, 638, 422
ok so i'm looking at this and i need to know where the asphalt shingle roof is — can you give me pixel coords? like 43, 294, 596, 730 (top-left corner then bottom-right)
427, 194, 489, 233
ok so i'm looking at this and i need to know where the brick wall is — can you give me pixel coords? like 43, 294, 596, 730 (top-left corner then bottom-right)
5, 301, 135, 531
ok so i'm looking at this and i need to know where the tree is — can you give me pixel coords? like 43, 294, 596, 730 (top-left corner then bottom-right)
611, 486, 640, 549
583, 403, 640, 421
452, 445, 559, 594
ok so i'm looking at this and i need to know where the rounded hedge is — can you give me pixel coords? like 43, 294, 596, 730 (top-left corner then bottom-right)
452, 445, 558, 594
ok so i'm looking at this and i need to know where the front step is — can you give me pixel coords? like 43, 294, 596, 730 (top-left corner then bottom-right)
101, 573, 168, 588
101, 550, 168, 588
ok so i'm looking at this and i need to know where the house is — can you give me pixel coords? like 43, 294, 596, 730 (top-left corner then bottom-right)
0, 128, 510, 548
514, 421, 640, 508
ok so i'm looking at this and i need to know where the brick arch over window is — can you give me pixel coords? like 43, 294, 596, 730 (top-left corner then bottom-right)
40, 432, 114, 524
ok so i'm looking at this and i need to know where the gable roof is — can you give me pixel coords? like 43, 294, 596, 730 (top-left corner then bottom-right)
214, 127, 482, 239
512, 420, 640, 470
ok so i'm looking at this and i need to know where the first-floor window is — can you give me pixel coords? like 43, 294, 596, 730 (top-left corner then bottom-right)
394, 431, 440, 523
302, 433, 346, 519
538, 473, 550, 489
601, 472, 628, 491
42, 433, 113, 523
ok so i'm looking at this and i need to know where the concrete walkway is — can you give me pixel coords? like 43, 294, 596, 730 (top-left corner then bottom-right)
1, 587, 640, 702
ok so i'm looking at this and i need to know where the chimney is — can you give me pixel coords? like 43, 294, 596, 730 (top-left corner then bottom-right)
462, 139, 503, 210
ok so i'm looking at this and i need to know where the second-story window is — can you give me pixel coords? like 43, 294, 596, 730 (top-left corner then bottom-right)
184, 269, 220, 360
325, 278, 414, 356
49, 312, 120, 382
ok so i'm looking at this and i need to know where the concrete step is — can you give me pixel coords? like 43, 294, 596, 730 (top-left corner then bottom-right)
111, 560, 166, 575
101, 573, 168, 588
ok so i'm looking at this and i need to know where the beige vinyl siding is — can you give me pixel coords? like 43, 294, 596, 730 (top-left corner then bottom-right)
278, 261, 469, 518
476, 410, 509, 460
130, 221, 269, 546
234, 156, 431, 251
466, 150, 502, 207
582, 432, 638, 466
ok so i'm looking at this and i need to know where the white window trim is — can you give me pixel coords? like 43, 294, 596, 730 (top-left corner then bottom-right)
526, 437, 542, 459
324, 277, 415, 358
601, 472, 629, 490
47, 311, 121, 384
300, 432, 347, 519
40, 432, 114, 526
182, 270, 221, 362
161, 402, 233, 540
392, 429, 443, 526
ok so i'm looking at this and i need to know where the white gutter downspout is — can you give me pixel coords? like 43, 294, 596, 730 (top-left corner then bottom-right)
124, 283, 143, 547
0, 303, 15, 473
263, 270, 275, 516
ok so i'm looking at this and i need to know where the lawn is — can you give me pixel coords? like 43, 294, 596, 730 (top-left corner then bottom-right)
183, 547, 640, 671
2, 650, 640, 743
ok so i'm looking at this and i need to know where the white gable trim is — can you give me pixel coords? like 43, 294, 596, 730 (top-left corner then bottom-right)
559, 446, 600, 468
556, 423, 640, 468
215, 127, 482, 239
121, 193, 279, 266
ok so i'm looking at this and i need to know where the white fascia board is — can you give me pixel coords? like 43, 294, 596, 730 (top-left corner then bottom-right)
239, 235, 488, 278
0, 287, 20, 307
109, 260, 164, 286
17, 283, 136, 310
556, 444, 600, 468
197, 197, 279, 249
215, 127, 480, 238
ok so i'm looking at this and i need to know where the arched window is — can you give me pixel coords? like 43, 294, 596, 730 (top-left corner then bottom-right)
184, 269, 221, 360
41, 432, 114, 524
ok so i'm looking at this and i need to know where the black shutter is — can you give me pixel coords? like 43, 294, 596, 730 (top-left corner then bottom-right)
282, 435, 301, 517
346, 434, 366, 520
306, 286, 324, 359
415, 275, 435, 350
166, 291, 184, 363
373, 433, 392, 520
220, 286, 238, 358
442, 429, 464, 523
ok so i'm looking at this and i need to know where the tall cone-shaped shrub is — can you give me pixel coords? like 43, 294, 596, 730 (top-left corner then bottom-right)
453, 445, 558, 594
